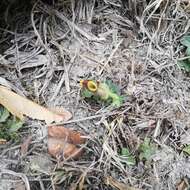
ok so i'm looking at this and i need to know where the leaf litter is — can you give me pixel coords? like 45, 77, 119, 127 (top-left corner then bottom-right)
0, 0, 190, 189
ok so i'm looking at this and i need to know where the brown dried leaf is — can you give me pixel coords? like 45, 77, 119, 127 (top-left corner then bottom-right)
0, 85, 72, 124
48, 126, 86, 144
48, 137, 83, 159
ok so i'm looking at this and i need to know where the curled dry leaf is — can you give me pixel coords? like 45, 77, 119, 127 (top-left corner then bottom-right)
48, 137, 83, 159
48, 126, 86, 144
48, 126, 86, 159
0, 85, 72, 124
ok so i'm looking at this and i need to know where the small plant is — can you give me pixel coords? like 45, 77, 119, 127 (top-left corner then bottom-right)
183, 145, 190, 155
80, 79, 124, 107
139, 138, 156, 161
0, 105, 23, 142
120, 147, 136, 166
178, 35, 190, 72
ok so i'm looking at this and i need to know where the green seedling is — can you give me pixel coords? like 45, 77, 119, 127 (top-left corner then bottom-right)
139, 138, 156, 161
0, 106, 23, 142
80, 79, 124, 107
121, 147, 136, 166
178, 35, 190, 72
183, 145, 190, 155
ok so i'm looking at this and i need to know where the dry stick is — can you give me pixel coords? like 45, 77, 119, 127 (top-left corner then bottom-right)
98, 39, 123, 76
50, 72, 65, 102
51, 9, 104, 42
50, 111, 121, 126
0, 169, 30, 190
51, 105, 170, 126
31, 2, 55, 96
177, 19, 190, 40
64, 63, 70, 93
31, 2, 52, 60
50, 40, 71, 101
178, 55, 190, 61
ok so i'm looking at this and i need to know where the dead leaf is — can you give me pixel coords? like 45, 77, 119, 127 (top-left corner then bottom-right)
48, 126, 86, 160
48, 126, 86, 144
21, 136, 32, 156
49, 107, 72, 120
48, 137, 83, 159
105, 176, 141, 190
0, 85, 72, 124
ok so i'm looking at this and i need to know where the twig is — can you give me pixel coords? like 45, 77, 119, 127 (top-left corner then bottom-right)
50, 111, 121, 126
98, 39, 123, 75
0, 169, 30, 190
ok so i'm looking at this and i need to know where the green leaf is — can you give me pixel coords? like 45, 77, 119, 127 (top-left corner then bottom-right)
8, 118, 23, 133
121, 147, 130, 156
180, 36, 190, 48
81, 89, 93, 98
121, 147, 136, 166
0, 107, 10, 123
105, 80, 119, 94
104, 80, 124, 107
139, 138, 156, 161
183, 145, 190, 155
186, 47, 190, 56
177, 59, 190, 72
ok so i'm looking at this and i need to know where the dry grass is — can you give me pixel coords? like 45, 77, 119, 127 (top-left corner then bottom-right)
0, 0, 190, 189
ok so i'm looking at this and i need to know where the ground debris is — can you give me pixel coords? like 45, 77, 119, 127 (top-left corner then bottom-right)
0, 0, 190, 189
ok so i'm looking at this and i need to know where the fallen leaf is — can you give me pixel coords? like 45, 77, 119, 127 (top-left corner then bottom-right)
0, 85, 72, 124
105, 176, 141, 190
48, 137, 83, 159
48, 126, 86, 144
21, 136, 32, 156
